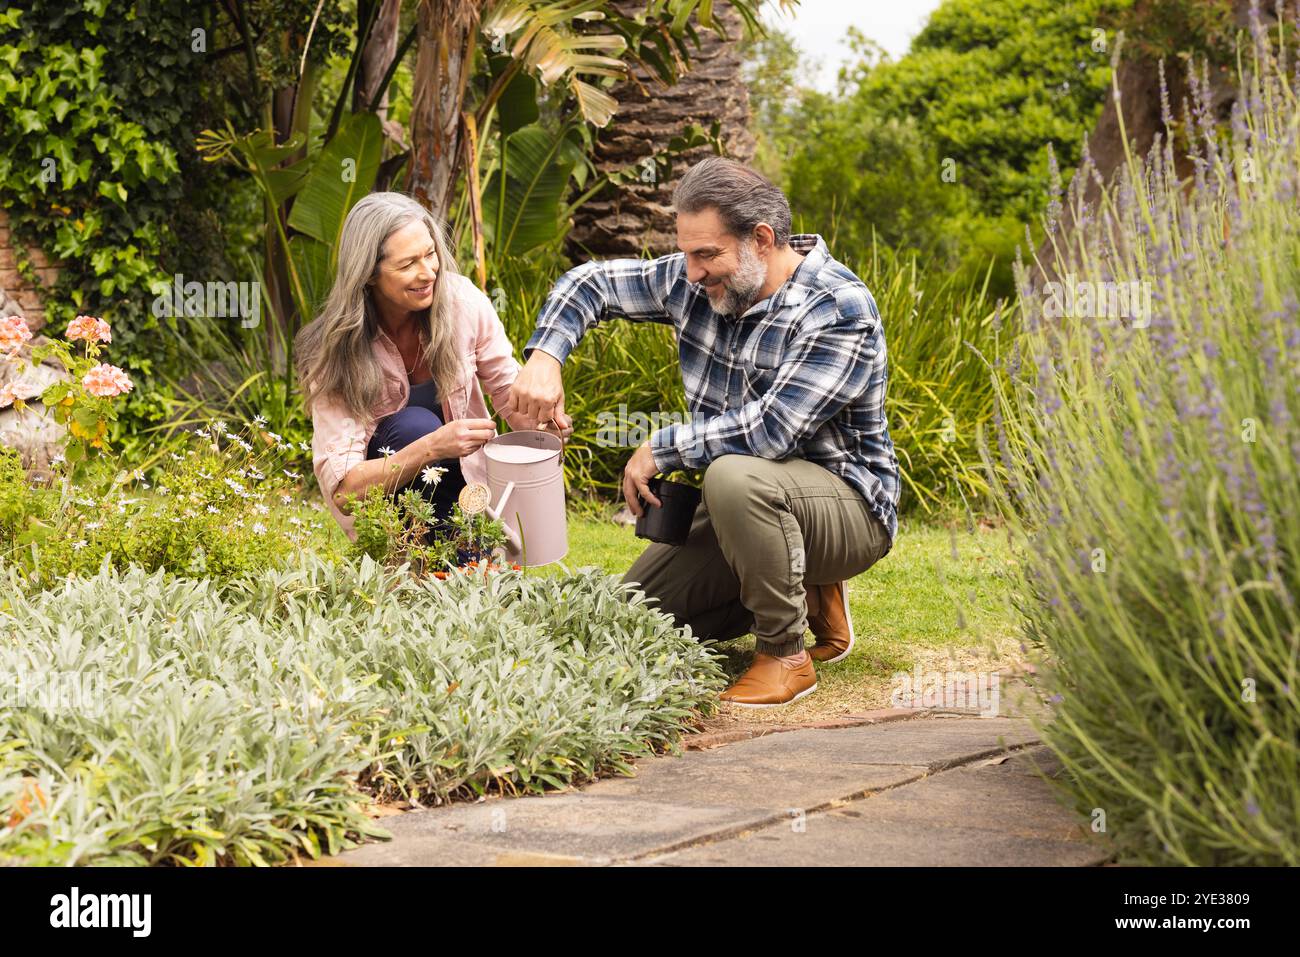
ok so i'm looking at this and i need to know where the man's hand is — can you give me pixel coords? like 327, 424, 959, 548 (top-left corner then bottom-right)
622, 442, 662, 517
508, 351, 572, 431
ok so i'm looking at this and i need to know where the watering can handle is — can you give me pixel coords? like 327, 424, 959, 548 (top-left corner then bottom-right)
548, 415, 568, 464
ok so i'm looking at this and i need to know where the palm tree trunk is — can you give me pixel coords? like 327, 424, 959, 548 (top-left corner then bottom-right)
567, 0, 756, 259
409, 0, 482, 218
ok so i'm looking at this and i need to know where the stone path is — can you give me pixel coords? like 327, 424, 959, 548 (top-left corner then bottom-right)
325, 713, 1109, 867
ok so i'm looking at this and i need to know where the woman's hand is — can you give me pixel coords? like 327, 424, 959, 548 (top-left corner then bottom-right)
429, 418, 497, 459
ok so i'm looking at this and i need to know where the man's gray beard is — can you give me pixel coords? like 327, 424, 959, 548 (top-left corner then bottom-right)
711, 240, 767, 316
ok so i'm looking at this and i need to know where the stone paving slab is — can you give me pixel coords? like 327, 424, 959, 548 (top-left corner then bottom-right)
645, 810, 1104, 866
644, 745, 1105, 867
335, 794, 775, 867
331, 717, 1068, 867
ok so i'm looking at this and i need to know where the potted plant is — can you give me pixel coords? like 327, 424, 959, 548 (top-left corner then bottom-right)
635, 468, 702, 546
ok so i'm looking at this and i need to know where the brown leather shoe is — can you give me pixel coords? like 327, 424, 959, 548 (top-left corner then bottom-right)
719, 653, 817, 708
806, 581, 855, 663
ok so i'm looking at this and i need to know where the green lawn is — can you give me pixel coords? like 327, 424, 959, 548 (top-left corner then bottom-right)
538, 516, 1024, 722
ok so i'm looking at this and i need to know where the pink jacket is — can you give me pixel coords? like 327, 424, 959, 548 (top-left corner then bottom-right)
309, 272, 529, 541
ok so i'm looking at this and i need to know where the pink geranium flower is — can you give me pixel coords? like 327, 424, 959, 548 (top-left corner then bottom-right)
82, 363, 134, 397
1, 315, 32, 356
66, 315, 112, 343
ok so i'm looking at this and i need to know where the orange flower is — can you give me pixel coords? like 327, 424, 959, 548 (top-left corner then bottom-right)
0, 315, 32, 356
6, 778, 47, 829
81, 363, 133, 397
66, 315, 112, 343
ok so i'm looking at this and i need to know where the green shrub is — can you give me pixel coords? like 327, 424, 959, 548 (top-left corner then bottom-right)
0, 418, 324, 589
345, 476, 507, 573
0, 553, 725, 865
987, 19, 1300, 864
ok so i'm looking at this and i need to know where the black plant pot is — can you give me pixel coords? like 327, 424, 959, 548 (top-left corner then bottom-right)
635, 477, 702, 546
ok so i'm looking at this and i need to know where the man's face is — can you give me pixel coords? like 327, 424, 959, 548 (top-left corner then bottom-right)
676, 207, 767, 316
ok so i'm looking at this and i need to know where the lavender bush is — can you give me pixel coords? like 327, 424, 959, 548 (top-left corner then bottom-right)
987, 9, 1300, 865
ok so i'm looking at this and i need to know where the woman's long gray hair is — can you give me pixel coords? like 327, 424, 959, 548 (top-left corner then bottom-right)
295, 191, 462, 423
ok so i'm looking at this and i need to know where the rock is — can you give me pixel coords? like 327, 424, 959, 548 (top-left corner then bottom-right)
612, 506, 638, 527
0, 334, 71, 475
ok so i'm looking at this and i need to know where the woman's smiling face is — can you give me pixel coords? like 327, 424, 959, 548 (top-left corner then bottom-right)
371, 219, 439, 314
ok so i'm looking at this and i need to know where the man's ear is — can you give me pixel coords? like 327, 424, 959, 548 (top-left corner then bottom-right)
753, 223, 777, 254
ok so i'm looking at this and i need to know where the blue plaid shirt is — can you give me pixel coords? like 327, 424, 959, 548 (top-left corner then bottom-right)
525, 234, 900, 543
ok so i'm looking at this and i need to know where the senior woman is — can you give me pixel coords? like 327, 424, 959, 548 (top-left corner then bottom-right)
295, 191, 548, 541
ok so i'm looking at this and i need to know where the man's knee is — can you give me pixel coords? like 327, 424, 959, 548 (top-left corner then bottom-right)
703, 454, 761, 504
702, 454, 784, 528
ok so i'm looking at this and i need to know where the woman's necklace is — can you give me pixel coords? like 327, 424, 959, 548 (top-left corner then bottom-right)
400, 334, 423, 377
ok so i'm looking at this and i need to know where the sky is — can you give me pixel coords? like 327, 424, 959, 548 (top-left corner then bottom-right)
761, 0, 946, 91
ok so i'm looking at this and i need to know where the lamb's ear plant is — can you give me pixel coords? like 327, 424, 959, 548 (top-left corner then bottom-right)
0, 554, 725, 866
984, 13, 1300, 865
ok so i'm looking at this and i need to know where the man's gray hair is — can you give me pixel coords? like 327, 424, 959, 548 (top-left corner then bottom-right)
672, 156, 792, 247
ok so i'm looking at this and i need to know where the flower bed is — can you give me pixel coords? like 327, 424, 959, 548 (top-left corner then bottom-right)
0, 553, 726, 865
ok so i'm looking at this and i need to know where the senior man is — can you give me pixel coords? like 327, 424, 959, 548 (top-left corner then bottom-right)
507, 157, 900, 707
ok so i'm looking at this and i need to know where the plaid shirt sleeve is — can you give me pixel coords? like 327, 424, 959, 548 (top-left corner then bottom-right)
524, 255, 683, 363
649, 289, 882, 471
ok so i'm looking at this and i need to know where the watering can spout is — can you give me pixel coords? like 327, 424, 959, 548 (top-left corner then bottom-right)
484, 480, 523, 553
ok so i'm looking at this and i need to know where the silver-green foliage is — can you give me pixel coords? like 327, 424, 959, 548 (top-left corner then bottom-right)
987, 18, 1300, 864
0, 554, 724, 865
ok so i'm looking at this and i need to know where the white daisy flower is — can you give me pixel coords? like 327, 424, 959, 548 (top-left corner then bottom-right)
282, 469, 300, 480
73, 540, 87, 550
251, 522, 266, 535
253, 413, 268, 426
254, 503, 270, 515
207, 505, 219, 514
421, 465, 448, 486
85, 521, 101, 530
281, 494, 293, 505
378, 445, 395, 457
211, 420, 228, 434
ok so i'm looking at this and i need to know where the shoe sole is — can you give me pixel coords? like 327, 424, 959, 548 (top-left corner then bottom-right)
722, 681, 818, 709
815, 581, 856, 665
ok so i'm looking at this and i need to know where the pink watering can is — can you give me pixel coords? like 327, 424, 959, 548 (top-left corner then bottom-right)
481, 429, 567, 567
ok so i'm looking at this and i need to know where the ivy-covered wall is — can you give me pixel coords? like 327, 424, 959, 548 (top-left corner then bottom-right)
0, 0, 235, 441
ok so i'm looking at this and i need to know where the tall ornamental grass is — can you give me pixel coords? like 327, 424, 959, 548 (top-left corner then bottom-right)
988, 14, 1300, 864
0, 555, 725, 865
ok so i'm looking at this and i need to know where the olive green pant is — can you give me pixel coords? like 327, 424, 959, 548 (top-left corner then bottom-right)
621, 454, 892, 657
